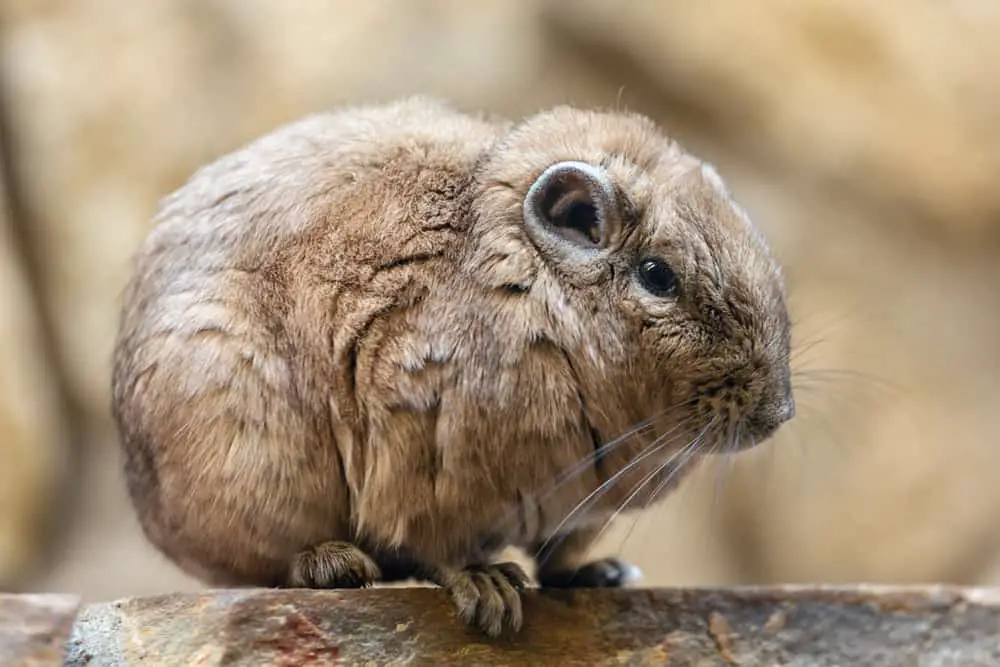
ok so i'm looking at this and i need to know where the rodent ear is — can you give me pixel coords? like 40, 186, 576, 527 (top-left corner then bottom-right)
523, 161, 618, 253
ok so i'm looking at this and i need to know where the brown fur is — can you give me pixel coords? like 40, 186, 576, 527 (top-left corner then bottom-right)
110, 96, 793, 636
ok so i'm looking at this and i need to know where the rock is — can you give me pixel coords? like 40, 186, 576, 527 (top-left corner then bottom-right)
62, 586, 1000, 666
0, 593, 79, 667
0, 136, 69, 588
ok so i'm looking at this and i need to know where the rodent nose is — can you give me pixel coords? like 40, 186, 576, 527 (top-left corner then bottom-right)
747, 390, 795, 441
776, 394, 795, 423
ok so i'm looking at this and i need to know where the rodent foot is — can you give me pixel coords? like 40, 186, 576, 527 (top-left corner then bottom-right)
538, 557, 642, 589
287, 541, 382, 588
440, 561, 530, 638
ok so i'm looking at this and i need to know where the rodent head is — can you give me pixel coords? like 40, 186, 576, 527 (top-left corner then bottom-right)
465, 106, 794, 480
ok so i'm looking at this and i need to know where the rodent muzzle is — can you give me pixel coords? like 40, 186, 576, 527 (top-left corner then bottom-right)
745, 388, 796, 443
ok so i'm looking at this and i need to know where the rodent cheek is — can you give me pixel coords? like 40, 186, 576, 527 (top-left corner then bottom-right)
626, 282, 679, 320
465, 226, 539, 291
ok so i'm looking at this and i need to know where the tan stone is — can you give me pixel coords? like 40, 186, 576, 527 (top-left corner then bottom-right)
0, 141, 68, 588
62, 586, 1000, 666
0, 593, 78, 666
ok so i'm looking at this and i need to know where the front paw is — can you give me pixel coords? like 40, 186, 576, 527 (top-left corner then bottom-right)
287, 540, 382, 588
538, 557, 642, 589
439, 562, 530, 638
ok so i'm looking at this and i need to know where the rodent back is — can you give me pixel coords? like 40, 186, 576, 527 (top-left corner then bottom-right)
111, 97, 507, 579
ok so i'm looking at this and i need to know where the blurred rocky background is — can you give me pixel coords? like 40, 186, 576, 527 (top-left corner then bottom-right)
0, 0, 999, 600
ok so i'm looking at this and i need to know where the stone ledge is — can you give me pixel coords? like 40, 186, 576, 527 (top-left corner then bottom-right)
4, 585, 1000, 665
0, 593, 79, 666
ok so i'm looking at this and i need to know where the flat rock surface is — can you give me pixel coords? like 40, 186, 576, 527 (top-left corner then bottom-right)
59, 585, 1000, 666
0, 594, 80, 667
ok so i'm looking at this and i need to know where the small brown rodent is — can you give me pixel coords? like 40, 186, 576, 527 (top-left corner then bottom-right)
111, 96, 794, 637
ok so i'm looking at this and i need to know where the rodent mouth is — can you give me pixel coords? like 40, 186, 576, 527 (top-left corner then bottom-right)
713, 412, 793, 454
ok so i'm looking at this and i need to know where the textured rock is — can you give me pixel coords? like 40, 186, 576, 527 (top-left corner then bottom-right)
0, 136, 69, 588
0, 593, 79, 666
62, 586, 1000, 666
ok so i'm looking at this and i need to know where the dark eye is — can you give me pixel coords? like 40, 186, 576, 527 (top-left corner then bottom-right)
638, 258, 679, 297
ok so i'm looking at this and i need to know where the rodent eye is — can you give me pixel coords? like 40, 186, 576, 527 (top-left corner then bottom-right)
638, 258, 679, 297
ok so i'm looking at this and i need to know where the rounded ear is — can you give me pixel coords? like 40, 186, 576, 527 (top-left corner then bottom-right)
523, 161, 619, 255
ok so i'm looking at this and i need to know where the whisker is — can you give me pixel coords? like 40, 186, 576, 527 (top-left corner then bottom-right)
788, 396, 854, 456
788, 306, 874, 342
791, 382, 865, 413
598, 418, 718, 558
496, 398, 698, 534
533, 430, 697, 576
788, 337, 830, 367
710, 422, 739, 515
532, 420, 703, 565
644, 420, 719, 514
789, 334, 829, 363
792, 383, 877, 420
792, 368, 903, 394
604, 437, 704, 560
548, 397, 699, 491
715, 427, 730, 493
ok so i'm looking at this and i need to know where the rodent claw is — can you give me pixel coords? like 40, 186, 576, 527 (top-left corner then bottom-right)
447, 575, 481, 625
287, 541, 382, 588
473, 571, 506, 638
489, 568, 524, 632
443, 561, 527, 637
493, 561, 530, 590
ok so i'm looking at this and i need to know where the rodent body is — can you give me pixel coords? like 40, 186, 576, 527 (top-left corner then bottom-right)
112, 97, 794, 637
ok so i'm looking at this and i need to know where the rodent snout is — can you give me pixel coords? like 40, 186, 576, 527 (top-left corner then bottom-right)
745, 385, 795, 443
698, 371, 795, 448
